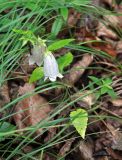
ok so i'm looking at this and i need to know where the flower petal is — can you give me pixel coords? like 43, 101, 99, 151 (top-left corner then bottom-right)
58, 73, 63, 78
49, 77, 56, 82
44, 52, 63, 82
29, 55, 35, 65
31, 45, 46, 66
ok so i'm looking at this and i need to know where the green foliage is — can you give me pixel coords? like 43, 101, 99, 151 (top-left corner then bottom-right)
0, 122, 16, 141
51, 17, 63, 36
48, 39, 74, 51
57, 52, 73, 72
13, 29, 37, 46
0, 0, 117, 159
89, 76, 117, 99
29, 52, 73, 83
60, 7, 68, 21
29, 67, 44, 83
72, 0, 90, 5
70, 108, 88, 139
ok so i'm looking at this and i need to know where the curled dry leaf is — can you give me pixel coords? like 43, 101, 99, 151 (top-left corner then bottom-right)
71, 90, 96, 109
13, 83, 52, 134
97, 22, 118, 40
64, 54, 93, 86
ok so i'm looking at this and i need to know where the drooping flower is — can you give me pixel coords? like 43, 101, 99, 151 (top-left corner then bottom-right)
44, 51, 63, 82
29, 39, 47, 66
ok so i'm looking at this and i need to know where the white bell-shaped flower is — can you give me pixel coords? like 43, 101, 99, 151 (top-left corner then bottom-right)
44, 51, 63, 82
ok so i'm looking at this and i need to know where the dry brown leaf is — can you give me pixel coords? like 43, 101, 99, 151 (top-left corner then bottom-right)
102, 0, 114, 7
20, 54, 36, 74
59, 139, 74, 156
96, 157, 109, 160
64, 54, 93, 85
115, 5, 122, 27
13, 83, 52, 134
93, 43, 117, 57
116, 41, 122, 54
106, 147, 122, 160
104, 15, 119, 26
79, 140, 94, 160
0, 83, 10, 108
112, 132, 122, 151
43, 154, 56, 160
67, 9, 81, 27
111, 98, 122, 107
97, 22, 118, 40
71, 90, 96, 109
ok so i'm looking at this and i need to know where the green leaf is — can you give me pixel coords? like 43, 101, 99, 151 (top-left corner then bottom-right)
70, 108, 88, 139
29, 67, 44, 83
13, 29, 37, 45
72, 0, 90, 5
57, 52, 73, 72
88, 82, 94, 90
60, 7, 68, 21
0, 122, 16, 141
100, 86, 109, 95
48, 39, 74, 51
0, 122, 15, 133
51, 17, 63, 36
13, 29, 33, 35
102, 78, 112, 85
108, 89, 117, 99
95, 91, 101, 100
89, 76, 102, 86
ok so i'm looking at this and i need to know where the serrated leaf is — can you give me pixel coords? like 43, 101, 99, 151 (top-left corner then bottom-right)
48, 39, 74, 51
29, 67, 44, 83
51, 17, 63, 36
60, 7, 68, 21
57, 52, 73, 72
70, 108, 88, 139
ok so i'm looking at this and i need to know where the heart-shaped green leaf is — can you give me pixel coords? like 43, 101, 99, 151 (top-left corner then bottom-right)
70, 108, 88, 139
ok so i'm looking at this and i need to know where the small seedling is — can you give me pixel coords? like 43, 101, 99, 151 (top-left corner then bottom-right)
89, 76, 117, 99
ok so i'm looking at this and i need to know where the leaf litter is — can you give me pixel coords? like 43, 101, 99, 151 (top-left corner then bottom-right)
1, 0, 122, 159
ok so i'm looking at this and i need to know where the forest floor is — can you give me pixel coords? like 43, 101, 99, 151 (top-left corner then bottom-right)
0, 0, 122, 159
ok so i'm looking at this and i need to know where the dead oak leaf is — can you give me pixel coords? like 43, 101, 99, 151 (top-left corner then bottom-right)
93, 43, 117, 57
13, 83, 52, 134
